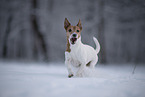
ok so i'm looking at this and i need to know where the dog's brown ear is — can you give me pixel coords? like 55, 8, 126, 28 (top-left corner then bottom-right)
64, 18, 71, 30
77, 19, 82, 30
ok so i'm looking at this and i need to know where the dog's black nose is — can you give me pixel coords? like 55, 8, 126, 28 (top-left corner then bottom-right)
72, 34, 77, 37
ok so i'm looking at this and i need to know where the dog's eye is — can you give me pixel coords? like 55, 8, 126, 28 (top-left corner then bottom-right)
68, 29, 72, 32
77, 30, 79, 32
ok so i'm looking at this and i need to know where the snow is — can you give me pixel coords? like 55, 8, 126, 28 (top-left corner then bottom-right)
0, 62, 145, 97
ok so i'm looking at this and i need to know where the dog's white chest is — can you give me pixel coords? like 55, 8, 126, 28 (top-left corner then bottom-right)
69, 45, 83, 67
70, 50, 81, 63
70, 44, 83, 59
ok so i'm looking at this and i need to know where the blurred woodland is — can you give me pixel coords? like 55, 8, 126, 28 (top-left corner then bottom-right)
0, 0, 145, 64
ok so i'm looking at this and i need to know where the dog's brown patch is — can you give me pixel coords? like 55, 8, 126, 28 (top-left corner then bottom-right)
64, 18, 71, 30
66, 36, 71, 52
77, 19, 82, 31
64, 18, 82, 52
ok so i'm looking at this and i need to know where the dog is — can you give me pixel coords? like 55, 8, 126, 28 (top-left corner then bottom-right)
64, 18, 100, 78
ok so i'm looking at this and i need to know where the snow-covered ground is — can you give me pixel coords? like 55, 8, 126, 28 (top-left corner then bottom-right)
0, 62, 145, 97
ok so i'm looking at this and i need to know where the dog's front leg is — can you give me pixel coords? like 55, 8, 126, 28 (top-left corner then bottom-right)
65, 60, 74, 78
76, 61, 86, 77
65, 52, 73, 78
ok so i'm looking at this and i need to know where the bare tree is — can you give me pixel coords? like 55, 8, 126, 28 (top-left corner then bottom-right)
31, 0, 48, 61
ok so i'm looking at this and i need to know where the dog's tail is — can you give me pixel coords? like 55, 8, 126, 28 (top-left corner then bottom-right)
93, 37, 100, 54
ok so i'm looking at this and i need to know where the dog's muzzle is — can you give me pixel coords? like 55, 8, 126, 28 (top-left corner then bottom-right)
70, 38, 77, 44
70, 34, 77, 45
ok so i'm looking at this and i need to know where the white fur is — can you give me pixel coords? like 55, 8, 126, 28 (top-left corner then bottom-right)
65, 36, 100, 77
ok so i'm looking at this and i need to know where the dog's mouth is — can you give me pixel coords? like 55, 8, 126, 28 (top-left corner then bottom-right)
70, 38, 77, 44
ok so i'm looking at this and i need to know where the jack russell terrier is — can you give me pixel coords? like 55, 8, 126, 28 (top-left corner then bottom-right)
64, 18, 100, 78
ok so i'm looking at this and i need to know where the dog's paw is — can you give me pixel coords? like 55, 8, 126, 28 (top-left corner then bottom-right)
68, 74, 74, 78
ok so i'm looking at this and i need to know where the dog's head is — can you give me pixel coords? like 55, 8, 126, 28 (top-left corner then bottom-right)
64, 18, 82, 45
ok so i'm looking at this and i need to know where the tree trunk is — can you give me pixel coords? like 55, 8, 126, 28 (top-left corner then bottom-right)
31, 0, 48, 61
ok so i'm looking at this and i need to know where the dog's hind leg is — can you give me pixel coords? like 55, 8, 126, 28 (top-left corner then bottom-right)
89, 55, 98, 69
89, 59, 97, 69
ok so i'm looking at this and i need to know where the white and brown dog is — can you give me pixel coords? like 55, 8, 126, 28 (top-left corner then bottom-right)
64, 18, 100, 78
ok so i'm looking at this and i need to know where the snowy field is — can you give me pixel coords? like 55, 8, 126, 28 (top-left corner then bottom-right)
0, 62, 145, 97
